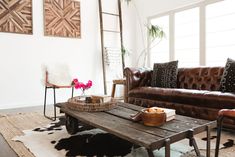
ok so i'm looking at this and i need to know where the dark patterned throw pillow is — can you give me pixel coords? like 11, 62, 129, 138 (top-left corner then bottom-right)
151, 61, 178, 88
220, 58, 235, 92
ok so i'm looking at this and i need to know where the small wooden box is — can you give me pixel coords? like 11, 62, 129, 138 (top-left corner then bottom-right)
91, 95, 111, 103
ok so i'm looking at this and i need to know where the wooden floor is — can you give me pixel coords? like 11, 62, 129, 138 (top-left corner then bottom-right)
0, 105, 54, 157
0, 134, 18, 157
0, 105, 52, 115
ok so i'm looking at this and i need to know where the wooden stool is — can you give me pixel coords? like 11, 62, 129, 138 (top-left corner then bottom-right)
111, 78, 127, 102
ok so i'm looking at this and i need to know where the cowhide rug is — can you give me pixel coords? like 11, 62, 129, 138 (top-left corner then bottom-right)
13, 117, 235, 157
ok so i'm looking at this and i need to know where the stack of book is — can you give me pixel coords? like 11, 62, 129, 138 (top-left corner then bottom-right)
154, 107, 175, 121
91, 95, 112, 103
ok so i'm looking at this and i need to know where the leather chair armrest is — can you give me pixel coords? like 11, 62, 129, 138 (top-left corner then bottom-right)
218, 109, 235, 118
124, 67, 152, 93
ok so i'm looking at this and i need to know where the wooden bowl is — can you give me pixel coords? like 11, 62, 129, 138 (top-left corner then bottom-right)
141, 108, 166, 126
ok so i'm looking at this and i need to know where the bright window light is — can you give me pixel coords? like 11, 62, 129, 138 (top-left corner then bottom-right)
149, 15, 169, 65
175, 7, 199, 67
206, 0, 235, 66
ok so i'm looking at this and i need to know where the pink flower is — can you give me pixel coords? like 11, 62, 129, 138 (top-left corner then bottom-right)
73, 78, 78, 84
88, 80, 92, 86
80, 83, 85, 89
73, 78, 93, 91
84, 80, 92, 89
85, 83, 90, 89
75, 83, 81, 89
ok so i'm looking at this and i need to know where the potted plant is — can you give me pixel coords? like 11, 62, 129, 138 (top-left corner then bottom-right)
123, 0, 165, 67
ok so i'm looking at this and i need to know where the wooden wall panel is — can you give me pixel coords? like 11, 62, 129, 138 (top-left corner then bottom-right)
44, 0, 81, 38
0, 0, 33, 34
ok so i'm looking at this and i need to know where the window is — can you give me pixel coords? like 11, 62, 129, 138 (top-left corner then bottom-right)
148, 0, 235, 67
149, 16, 169, 65
175, 8, 199, 67
206, 0, 235, 66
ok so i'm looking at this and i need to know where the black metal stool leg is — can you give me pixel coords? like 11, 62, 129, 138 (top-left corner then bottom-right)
44, 86, 72, 120
206, 125, 211, 157
215, 116, 224, 157
43, 87, 47, 116
53, 87, 56, 121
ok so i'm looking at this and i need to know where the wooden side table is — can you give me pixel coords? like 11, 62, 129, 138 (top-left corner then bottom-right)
111, 78, 127, 102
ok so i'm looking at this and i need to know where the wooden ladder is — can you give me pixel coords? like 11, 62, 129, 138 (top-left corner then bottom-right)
98, 0, 124, 95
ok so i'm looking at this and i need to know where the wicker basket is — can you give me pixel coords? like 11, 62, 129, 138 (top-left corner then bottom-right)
141, 108, 166, 126
67, 96, 117, 112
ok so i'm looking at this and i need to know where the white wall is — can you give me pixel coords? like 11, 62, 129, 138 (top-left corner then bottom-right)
0, 0, 136, 109
132, 0, 204, 67
1, 0, 208, 109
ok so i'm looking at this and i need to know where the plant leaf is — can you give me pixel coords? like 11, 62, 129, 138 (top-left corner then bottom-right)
148, 24, 164, 40
124, 0, 132, 5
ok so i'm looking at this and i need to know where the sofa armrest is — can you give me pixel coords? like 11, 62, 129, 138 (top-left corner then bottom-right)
124, 67, 152, 93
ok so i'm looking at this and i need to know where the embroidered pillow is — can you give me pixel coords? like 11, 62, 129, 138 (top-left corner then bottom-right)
151, 61, 178, 88
220, 58, 235, 92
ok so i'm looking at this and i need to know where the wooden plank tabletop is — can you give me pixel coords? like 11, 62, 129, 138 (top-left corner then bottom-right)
58, 102, 216, 150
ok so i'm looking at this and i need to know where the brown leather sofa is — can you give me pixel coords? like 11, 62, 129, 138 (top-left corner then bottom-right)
124, 67, 235, 128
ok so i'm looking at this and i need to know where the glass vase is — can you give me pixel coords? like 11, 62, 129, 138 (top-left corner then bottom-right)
81, 89, 86, 97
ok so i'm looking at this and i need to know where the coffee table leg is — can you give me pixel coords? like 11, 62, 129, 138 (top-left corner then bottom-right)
188, 129, 201, 157
146, 138, 171, 157
206, 125, 211, 157
147, 149, 154, 157
165, 138, 171, 157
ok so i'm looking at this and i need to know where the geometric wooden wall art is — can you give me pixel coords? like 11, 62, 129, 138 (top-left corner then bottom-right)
0, 0, 33, 34
44, 0, 81, 38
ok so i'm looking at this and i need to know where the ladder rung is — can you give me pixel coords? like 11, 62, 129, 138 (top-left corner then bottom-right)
105, 47, 121, 51
103, 29, 120, 33
102, 12, 119, 16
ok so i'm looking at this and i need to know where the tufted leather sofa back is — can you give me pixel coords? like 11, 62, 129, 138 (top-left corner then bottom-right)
177, 67, 224, 91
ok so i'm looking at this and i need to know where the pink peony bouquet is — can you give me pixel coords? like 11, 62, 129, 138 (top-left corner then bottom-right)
73, 78, 92, 95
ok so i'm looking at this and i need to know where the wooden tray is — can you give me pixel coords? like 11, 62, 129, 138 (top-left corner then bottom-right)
67, 96, 117, 112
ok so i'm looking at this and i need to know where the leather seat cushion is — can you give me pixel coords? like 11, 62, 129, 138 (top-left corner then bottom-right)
128, 87, 235, 109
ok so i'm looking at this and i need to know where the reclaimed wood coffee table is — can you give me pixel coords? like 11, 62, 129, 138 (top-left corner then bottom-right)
57, 102, 217, 157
